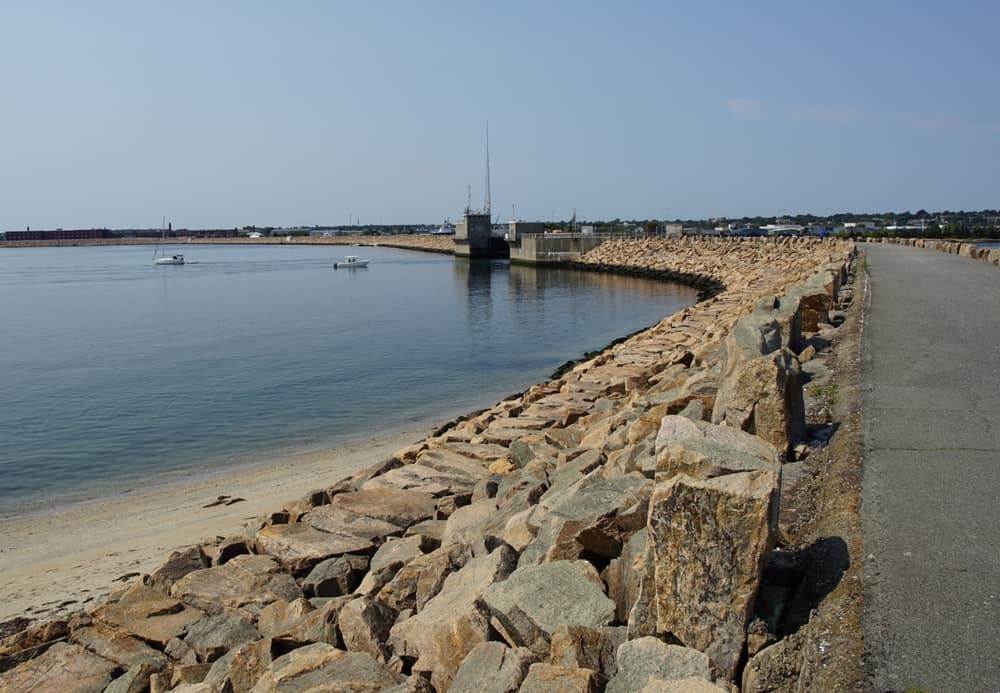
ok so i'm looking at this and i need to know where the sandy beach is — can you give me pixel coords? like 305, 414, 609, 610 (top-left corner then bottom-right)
0, 428, 427, 623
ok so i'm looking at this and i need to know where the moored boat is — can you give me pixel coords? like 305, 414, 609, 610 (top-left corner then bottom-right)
334, 255, 369, 268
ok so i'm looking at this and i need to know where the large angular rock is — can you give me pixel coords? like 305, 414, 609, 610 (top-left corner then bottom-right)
304, 505, 402, 541
92, 583, 203, 647
337, 596, 396, 662
520, 472, 650, 566
227, 638, 274, 693
646, 471, 779, 680
170, 555, 302, 613
388, 544, 518, 692
0, 642, 117, 692
711, 347, 805, 454
449, 641, 537, 693
481, 560, 616, 656
301, 554, 369, 597
605, 637, 713, 693
441, 500, 499, 546
249, 642, 405, 692
254, 523, 376, 574
256, 599, 316, 639
145, 545, 210, 593
639, 676, 729, 692
182, 609, 260, 663
654, 415, 781, 481
518, 663, 597, 692
331, 488, 437, 529
104, 663, 164, 693
71, 621, 168, 671
361, 463, 482, 497
377, 539, 489, 612
270, 600, 344, 648
547, 624, 617, 686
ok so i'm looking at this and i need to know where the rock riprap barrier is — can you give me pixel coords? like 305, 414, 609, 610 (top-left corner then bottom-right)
867, 236, 1000, 265
0, 238, 854, 692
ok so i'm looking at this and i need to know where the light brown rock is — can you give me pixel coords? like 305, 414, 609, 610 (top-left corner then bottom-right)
646, 471, 779, 680
92, 583, 203, 647
0, 642, 117, 693
170, 554, 302, 613
254, 523, 375, 574
450, 641, 537, 693
249, 642, 404, 692
518, 663, 597, 692
388, 544, 518, 692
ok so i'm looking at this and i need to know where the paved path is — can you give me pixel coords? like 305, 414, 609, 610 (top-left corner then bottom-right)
862, 243, 1000, 693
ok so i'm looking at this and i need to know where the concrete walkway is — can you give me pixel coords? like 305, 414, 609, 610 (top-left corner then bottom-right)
862, 243, 1000, 693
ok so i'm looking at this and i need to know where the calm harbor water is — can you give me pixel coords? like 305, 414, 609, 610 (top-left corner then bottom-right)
0, 243, 697, 517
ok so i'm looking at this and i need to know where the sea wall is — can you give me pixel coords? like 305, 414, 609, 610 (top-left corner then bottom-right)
867, 236, 1000, 266
0, 238, 857, 692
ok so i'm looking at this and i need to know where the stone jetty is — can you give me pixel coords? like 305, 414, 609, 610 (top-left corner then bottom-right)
0, 237, 856, 692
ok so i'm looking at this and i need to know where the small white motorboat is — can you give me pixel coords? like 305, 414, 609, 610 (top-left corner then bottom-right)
154, 254, 185, 265
334, 255, 369, 269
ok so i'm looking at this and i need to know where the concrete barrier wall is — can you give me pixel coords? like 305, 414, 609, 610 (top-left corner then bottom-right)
869, 237, 1000, 266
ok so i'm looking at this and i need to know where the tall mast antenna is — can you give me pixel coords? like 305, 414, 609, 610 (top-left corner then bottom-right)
484, 122, 491, 215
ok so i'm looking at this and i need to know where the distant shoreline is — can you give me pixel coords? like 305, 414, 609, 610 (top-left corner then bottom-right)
0, 236, 457, 254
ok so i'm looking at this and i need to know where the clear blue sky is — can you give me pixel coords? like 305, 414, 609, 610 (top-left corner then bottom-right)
2, 1, 998, 228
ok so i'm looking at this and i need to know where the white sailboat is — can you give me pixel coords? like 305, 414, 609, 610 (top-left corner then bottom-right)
153, 218, 184, 265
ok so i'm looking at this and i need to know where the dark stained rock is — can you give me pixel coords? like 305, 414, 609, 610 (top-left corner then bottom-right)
144, 545, 210, 594
301, 554, 370, 597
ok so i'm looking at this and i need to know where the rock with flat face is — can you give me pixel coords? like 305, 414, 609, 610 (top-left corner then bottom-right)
646, 471, 778, 680
71, 621, 168, 672
518, 663, 598, 693
654, 415, 781, 482
0, 642, 117, 693
254, 523, 376, 575
92, 583, 204, 647
303, 505, 403, 541
605, 637, 713, 693
711, 347, 805, 454
270, 599, 345, 648
226, 638, 274, 693
547, 624, 617, 686
362, 463, 481, 497
256, 599, 315, 639
520, 472, 650, 567
182, 609, 260, 663
145, 545, 210, 594
449, 641, 537, 693
482, 560, 616, 657
337, 596, 396, 662
301, 554, 370, 597
170, 555, 302, 613
331, 488, 437, 529
249, 642, 405, 692
640, 677, 729, 692
388, 544, 518, 692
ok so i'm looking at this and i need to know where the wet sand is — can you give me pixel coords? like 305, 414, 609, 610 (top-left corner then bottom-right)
0, 428, 426, 623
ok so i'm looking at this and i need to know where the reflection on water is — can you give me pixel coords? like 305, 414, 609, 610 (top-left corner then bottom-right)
0, 245, 697, 516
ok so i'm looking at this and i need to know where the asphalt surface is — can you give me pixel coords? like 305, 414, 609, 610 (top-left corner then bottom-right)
862, 243, 1000, 693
